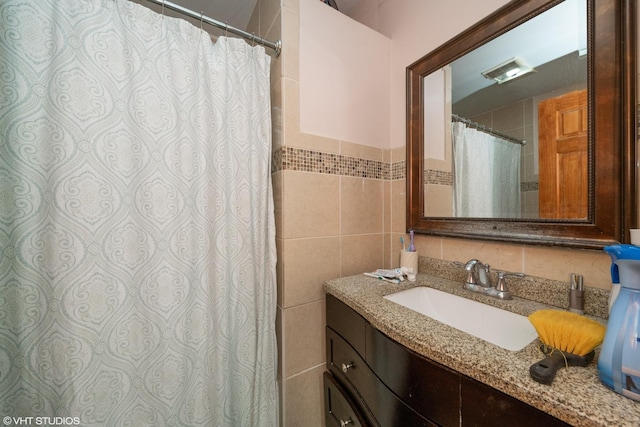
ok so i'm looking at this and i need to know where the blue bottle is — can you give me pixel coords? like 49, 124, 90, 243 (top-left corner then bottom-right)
598, 244, 640, 401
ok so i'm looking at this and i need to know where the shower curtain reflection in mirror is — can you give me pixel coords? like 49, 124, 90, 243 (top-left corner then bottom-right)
452, 122, 521, 217
0, 0, 278, 425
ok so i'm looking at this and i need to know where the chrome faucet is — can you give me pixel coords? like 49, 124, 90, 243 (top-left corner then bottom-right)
463, 259, 492, 288
456, 259, 525, 300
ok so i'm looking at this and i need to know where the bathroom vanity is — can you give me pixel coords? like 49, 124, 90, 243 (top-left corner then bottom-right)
323, 273, 640, 427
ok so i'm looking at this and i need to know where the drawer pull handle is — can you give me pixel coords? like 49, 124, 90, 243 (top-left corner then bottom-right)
340, 418, 354, 426
341, 362, 354, 373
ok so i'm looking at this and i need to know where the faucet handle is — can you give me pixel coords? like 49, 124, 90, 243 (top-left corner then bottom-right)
494, 271, 526, 299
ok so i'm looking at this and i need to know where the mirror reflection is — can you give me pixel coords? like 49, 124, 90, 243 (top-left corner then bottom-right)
423, 0, 587, 219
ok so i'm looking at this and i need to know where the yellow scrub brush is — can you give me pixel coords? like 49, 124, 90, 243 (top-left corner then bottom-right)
528, 309, 606, 385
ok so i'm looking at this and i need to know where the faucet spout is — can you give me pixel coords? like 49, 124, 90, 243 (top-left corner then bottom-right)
463, 259, 480, 285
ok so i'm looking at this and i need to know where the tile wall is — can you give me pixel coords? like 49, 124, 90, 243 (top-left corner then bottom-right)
271, 142, 404, 425
263, 1, 405, 424
252, 1, 626, 425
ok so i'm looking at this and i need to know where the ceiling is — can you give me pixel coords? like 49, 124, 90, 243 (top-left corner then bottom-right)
139, 0, 258, 30
451, 0, 586, 105
139, 0, 361, 31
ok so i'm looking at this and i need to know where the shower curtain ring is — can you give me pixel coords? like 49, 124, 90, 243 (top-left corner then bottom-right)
200, 11, 203, 29
224, 22, 228, 37
161, 0, 165, 18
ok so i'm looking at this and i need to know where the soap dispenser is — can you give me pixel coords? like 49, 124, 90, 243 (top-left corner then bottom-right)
598, 244, 640, 402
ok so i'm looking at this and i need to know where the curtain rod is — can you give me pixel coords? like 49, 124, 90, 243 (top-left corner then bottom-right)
144, 0, 282, 56
452, 114, 525, 145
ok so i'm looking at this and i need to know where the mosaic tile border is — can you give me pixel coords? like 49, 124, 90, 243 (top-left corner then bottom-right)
423, 170, 540, 194
425, 169, 453, 186
273, 104, 640, 179
272, 146, 406, 180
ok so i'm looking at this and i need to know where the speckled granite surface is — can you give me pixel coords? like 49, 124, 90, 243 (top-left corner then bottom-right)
324, 270, 640, 427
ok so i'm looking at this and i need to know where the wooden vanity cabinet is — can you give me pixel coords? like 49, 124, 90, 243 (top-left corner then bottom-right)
325, 294, 572, 427
461, 376, 571, 427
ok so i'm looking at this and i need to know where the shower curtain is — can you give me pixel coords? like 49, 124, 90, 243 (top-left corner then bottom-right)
452, 122, 521, 217
0, 0, 278, 425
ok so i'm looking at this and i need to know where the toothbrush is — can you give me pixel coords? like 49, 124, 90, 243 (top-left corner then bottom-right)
400, 237, 405, 252
363, 272, 401, 284
409, 230, 416, 252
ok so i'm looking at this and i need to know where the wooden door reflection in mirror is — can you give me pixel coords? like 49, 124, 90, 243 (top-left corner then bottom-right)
538, 89, 588, 219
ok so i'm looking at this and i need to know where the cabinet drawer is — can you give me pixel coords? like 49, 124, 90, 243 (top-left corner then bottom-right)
327, 327, 437, 427
461, 376, 571, 427
327, 326, 378, 425
366, 324, 460, 427
324, 372, 368, 427
327, 294, 366, 357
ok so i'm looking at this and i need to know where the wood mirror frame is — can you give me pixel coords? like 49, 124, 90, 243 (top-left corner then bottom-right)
406, 0, 636, 249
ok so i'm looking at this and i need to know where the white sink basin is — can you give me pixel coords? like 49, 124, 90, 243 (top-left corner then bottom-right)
384, 287, 537, 351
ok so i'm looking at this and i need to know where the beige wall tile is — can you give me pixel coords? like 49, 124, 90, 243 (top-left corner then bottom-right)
441, 238, 524, 273
424, 184, 453, 217
260, 0, 281, 37
493, 100, 525, 132
340, 140, 384, 162
271, 78, 284, 150
523, 190, 539, 219
276, 306, 283, 382
272, 172, 283, 237
283, 300, 326, 377
282, 171, 340, 238
413, 234, 442, 259
282, 6, 299, 81
282, 237, 341, 307
383, 180, 391, 233
276, 237, 284, 307
391, 146, 406, 163
283, 0, 299, 13
341, 234, 384, 276
294, 132, 340, 153
341, 177, 383, 235
524, 98, 534, 127
391, 179, 406, 233
383, 148, 392, 164
384, 232, 392, 268
283, 365, 325, 427
246, 5, 260, 40
283, 78, 301, 142
267, 14, 283, 85
524, 246, 612, 289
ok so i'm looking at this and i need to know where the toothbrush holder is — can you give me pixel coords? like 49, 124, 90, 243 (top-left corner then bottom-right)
400, 251, 419, 279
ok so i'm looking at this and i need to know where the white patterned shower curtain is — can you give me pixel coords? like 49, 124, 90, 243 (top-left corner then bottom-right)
452, 122, 521, 217
0, 0, 278, 425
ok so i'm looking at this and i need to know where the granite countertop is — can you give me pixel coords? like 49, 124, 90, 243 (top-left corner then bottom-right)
324, 273, 640, 427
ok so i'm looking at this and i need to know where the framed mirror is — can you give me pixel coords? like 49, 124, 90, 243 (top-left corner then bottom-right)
407, 0, 636, 249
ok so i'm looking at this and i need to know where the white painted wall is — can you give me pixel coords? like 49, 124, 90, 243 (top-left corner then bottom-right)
299, 0, 511, 150
299, 0, 391, 149
380, 0, 512, 149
